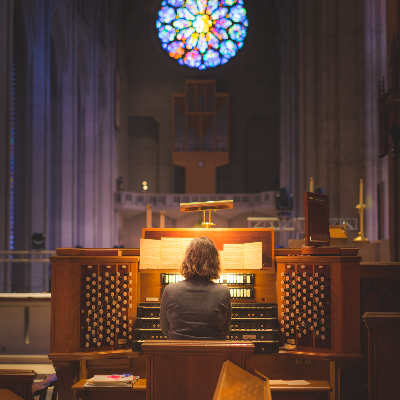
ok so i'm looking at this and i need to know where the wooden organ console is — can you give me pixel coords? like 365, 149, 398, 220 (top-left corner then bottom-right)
50, 248, 139, 354
275, 192, 361, 354
49, 224, 363, 400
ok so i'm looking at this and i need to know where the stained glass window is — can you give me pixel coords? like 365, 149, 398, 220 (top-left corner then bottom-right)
157, 0, 248, 70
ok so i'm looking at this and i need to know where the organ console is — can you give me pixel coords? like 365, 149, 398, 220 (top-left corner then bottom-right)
49, 248, 139, 354
49, 212, 363, 400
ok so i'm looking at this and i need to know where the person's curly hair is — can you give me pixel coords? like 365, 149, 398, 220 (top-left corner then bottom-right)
181, 237, 220, 280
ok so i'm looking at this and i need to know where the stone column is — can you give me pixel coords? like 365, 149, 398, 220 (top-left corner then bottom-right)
295, 0, 387, 241
0, 0, 13, 291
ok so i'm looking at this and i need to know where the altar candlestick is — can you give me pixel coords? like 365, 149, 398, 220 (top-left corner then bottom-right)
310, 177, 314, 193
359, 179, 363, 205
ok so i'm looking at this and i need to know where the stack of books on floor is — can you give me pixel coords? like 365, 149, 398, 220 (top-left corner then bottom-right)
84, 374, 139, 387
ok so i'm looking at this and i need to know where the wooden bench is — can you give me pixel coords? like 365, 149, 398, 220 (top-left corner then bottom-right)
269, 380, 332, 400
72, 376, 331, 400
72, 378, 146, 400
0, 369, 36, 400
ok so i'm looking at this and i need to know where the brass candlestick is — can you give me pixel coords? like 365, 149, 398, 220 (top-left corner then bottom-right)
353, 179, 370, 243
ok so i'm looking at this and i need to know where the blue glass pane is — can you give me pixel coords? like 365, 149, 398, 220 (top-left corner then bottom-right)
159, 25, 176, 42
229, 5, 246, 23
211, 7, 228, 21
197, 33, 208, 53
168, 41, 185, 59
206, 32, 219, 49
186, 0, 199, 15
210, 27, 228, 40
197, 0, 207, 14
204, 49, 221, 67
220, 40, 237, 58
158, 6, 176, 24
173, 19, 192, 30
168, 0, 185, 6
177, 7, 196, 20
177, 27, 195, 41
184, 50, 202, 68
222, 0, 236, 5
215, 18, 232, 29
186, 32, 199, 49
229, 24, 246, 41
207, 0, 219, 15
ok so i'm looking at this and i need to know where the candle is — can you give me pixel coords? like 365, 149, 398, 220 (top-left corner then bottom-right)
310, 177, 314, 193
359, 179, 363, 205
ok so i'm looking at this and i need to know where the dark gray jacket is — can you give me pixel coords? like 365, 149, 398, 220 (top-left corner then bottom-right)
160, 279, 231, 340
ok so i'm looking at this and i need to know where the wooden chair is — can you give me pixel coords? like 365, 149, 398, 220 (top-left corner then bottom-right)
142, 340, 254, 400
213, 360, 272, 400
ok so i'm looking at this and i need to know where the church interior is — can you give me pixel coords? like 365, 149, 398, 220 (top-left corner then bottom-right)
0, 0, 399, 399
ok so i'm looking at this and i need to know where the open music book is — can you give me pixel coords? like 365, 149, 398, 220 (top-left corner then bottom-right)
140, 238, 262, 270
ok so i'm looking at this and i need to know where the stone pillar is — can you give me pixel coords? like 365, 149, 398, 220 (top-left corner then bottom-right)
0, 0, 13, 291
276, 0, 301, 215
295, 0, 387, 241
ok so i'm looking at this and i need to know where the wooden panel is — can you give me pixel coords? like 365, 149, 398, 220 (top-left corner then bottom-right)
68, 262, 81, 353
249, 355, 330, 381
143, 341, 253, 400
143, 228, 274, 269
341, 263, 360, 354
359, 262, 400, 388
51, 263, 70, 353
363, 312, 400, 400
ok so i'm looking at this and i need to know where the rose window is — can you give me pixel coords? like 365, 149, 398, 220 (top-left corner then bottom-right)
157, 0, 248, 70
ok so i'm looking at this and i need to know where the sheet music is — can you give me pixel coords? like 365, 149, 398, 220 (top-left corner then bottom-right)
181, 238, 194, 261
139, 239, 161, 269
219, 251, 224, 270
244, 242, 263, 269
269, 380, 311, 386
223, 243, 244, 269
161, 237, 182, 269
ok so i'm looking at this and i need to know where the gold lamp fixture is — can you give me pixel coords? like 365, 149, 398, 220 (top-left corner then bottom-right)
180, 200, 234, 228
